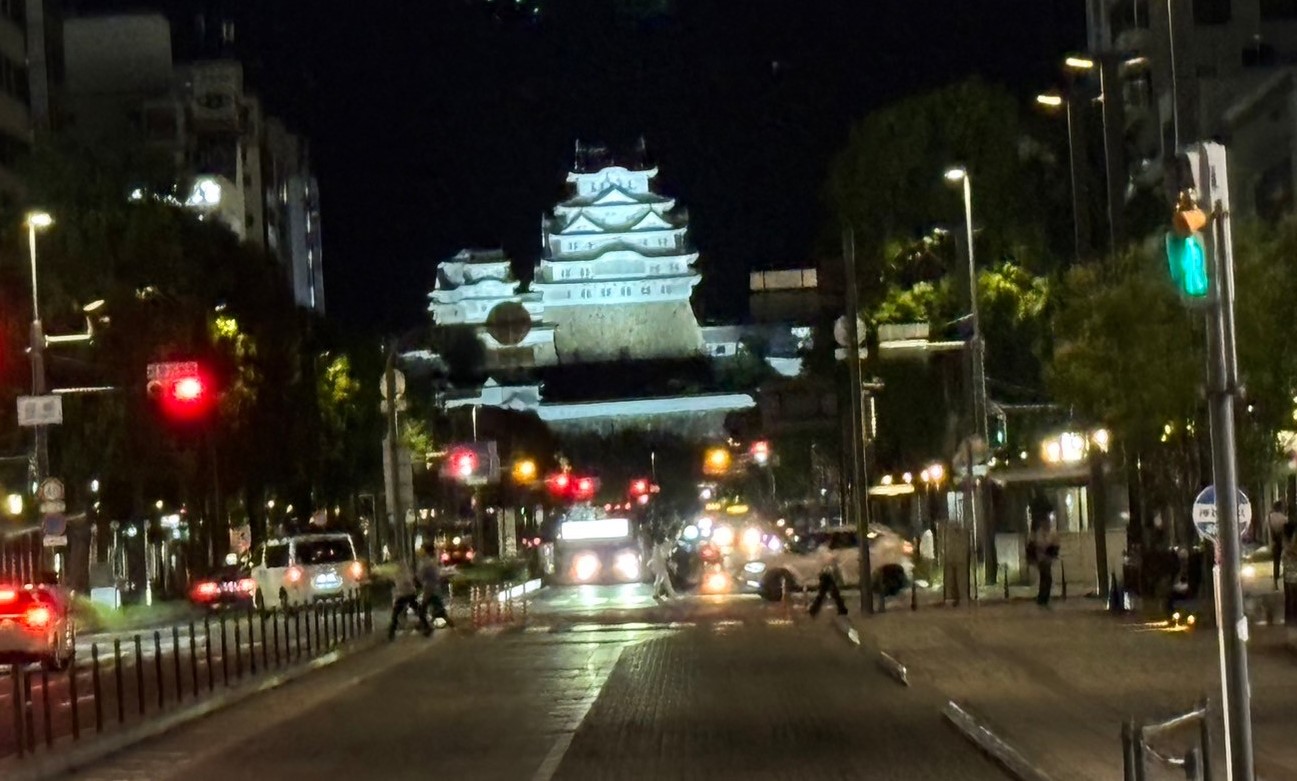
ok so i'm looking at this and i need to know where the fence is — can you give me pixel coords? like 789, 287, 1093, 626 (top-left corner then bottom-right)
1121, 699, 1213, 781
0, 530, 43, 586
1, 592, 374, 761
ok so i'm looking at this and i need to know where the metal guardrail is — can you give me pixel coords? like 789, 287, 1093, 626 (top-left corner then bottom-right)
1122, 699, 1213, 781
1, 590, 374, 760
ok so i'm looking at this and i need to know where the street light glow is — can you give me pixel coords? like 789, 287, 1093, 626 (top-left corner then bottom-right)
1064, 56, 1096, 70
1035, 93, 1064, 107
26, 211, 53, 229
943, 166, 967, 182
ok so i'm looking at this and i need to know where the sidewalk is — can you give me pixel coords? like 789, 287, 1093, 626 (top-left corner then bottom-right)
853, 600, 1297, 781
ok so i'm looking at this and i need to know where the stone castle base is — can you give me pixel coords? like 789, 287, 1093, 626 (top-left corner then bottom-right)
547, 301, 703, 363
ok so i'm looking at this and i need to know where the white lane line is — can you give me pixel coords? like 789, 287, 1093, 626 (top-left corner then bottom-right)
530, 644, 625, 781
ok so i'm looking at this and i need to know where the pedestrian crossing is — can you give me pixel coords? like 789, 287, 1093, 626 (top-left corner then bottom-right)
502, 615, 801, 636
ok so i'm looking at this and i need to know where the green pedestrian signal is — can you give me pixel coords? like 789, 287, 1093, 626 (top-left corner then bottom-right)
1166, 191, 1210, 300
1165, 232, 1208, 298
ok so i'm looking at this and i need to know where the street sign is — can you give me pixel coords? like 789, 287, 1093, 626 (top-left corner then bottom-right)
39, 501, 65, 515
833, 315, 866, 347
38, 478, 64, 503
146, 361, 199, 381
17, 395, 63, 427
42, 535, 67, 548
41, 513, 66, 539
1192, 485, 1252, 542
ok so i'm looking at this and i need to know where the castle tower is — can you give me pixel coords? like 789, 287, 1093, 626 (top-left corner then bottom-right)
533, 152, 703, 363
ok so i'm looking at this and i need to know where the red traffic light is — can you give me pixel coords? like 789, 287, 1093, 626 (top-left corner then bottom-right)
172, 376, 205, 403
450, 449, 478, 479
576, 477, 595, 495
630, 478, 649, 496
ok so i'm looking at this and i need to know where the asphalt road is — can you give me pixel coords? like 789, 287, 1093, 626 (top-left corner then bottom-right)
63, 589, 1007, 781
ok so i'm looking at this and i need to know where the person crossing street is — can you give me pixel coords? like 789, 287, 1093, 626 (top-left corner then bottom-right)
649, 538, 678, 600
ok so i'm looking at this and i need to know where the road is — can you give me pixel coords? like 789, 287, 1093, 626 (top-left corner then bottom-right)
66, 585, 1006, 780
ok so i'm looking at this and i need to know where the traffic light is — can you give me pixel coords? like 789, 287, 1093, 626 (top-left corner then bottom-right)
1166, 189, 1210, 300
749, 440, 771, 466
545, 471, 598, 502
629, 478, 649, 496
439, 441, 500, 484
703, 447, 731, 476
147, 362, 215, 423
450, 448, 477, 479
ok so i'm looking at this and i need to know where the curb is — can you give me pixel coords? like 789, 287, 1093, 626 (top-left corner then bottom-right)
831, 615, 861, 647
942, 701, 1056, 781
2, 634, 384, 781
496, 578, 545, 603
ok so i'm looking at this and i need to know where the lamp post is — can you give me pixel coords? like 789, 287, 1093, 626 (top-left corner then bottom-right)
25, 211, 53, 486
1036, 93, 1084, 265
1063, 55, 1122, 254
944, 167, 989, 593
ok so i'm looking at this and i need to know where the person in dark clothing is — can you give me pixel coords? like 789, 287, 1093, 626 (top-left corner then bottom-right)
388, 560, 431, 639
1031, 522, 1060, 607
417, 543, 453, 629
807, 545, 848, 617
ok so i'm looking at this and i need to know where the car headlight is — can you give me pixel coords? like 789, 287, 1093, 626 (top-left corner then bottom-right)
614, 552, 640, 579
743, 561, 767, 574
1241, 563, 1257, 580
573, 553, 600, 582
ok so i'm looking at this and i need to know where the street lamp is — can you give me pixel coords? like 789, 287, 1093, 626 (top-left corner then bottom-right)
1036, 92, 1083, 265
25, 211, 53, 484
944, 166, 989, 595
1063, 54, 1119, 254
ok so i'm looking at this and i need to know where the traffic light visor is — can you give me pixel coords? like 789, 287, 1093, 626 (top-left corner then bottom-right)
1172, 206, 1208, 238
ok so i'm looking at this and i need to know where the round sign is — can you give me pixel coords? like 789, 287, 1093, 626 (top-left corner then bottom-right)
39, 478, 64, 503
1191, 485, 1251, 541
834, 315, 866, 347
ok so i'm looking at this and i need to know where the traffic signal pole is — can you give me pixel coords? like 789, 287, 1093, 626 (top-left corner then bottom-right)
842, 229, 874, 614
1195, 142, 1254, 781
382, 341, 399, 563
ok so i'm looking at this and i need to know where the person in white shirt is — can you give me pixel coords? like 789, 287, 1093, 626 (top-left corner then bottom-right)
648, 540, 678, 600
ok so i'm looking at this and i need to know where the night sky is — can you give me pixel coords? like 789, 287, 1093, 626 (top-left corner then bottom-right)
117, 0, 1087, 331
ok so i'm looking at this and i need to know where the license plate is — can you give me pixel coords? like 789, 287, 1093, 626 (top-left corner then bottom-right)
313, 574, 340, 588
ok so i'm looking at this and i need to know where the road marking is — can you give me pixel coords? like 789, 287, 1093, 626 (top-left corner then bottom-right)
530, 644, 624, 781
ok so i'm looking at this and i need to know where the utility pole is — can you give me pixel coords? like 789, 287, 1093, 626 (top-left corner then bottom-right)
382, 342, 400, 563
842, 229, 874, 614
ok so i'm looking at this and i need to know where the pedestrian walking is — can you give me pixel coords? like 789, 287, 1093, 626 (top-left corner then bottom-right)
1029, 522, 1060, 608
388, 559, 431, 640
1269, 501, 1288, 587
418, 543, 454, 630
807, 544, 847, 617
648, 539, 678, 600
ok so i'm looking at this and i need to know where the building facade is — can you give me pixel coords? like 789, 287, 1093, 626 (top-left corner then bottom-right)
1092, 0, 1297, 219
61, 12, 324, 313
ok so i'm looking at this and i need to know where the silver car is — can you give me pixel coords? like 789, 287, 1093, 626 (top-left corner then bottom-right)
744, 525, 914, 602
0, 584, 75, 670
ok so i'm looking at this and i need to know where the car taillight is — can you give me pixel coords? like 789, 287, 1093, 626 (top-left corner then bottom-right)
440, 553, 450, 563
194, 582, 220, 598
465, 550, 475, 561
0, 589, 14, 602
285, 566, 303, 584
24, 606, 51, 628
238, 578, 257, 593
349, 562, 364, 580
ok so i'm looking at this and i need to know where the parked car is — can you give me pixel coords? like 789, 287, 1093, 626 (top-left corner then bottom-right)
743, 525, 913, 601
0, 584, 75, 670
250, 532, 366, 610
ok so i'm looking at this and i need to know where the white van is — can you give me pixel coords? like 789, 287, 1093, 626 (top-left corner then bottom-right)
250, 532, 365, 609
